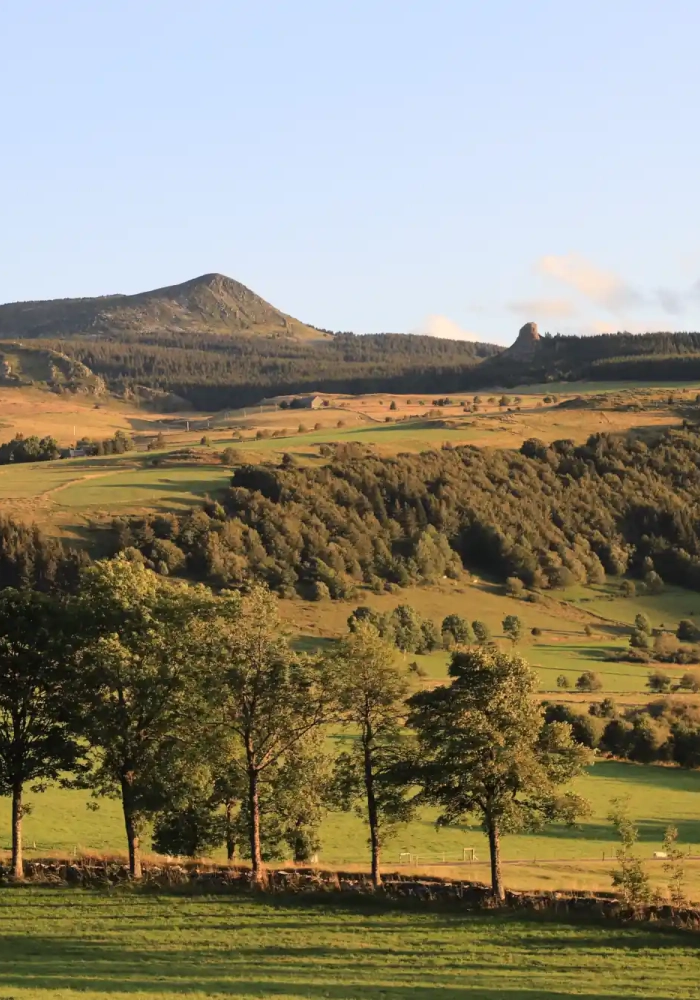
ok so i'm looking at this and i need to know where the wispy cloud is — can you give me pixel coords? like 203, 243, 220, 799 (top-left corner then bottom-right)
414, 315, 484, 341
538, 254, 641, 312
507, 298, 576, 319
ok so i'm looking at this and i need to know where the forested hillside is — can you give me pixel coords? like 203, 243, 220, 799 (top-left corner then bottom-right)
34, 331, 498, 408
478, 329, 700, 387
0, 272, 499, 407
112, 427, 700, 596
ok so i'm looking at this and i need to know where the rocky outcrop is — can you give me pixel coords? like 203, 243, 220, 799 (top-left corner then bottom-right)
507, 321, 541, 359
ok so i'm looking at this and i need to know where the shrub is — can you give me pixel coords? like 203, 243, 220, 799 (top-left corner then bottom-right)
505, 576, 524, 598
678, 671, 700, 693
220, 447, 242, 465
471, 620, 491, 646
576, 671, 603, 692
601, 718, 633, 757
310, 581, 331, 601
531, 627, 542, 637
556, 674, 570, 689
630, 628, 652, 650
152, 802, 224, 858
634, 613, 652, 635
647, 669, 672, 693
619, 580, 636, 597
589, 697, 617, 719
441, 614, 473, 647
677, 619, 700, 642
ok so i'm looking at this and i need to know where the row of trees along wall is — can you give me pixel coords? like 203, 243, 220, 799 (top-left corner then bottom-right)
0, 558, 591, 899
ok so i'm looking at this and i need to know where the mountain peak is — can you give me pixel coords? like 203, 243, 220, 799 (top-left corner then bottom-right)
0, 273, 328, 343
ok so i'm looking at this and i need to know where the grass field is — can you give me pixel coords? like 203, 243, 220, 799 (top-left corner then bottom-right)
5, 760, 700, 898
283, 579, 696, 695
2, 890, 698, 999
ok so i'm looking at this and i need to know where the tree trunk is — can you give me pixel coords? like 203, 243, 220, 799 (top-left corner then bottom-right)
487, 817, 504, 901
11, 780, 23, 880
120, 776, 142, 879
247, 765, 264, 885
363, 738, 381, 887
225, 800, 236, 863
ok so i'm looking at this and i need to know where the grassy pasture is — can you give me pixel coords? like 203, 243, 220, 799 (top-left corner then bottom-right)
5, 761, 700, 897
562, 583, 700, 630
283, 580, 694, 694
2, 890, 698, 999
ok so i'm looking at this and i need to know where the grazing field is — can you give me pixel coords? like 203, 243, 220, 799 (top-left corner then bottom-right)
1, 890, 698, 999
5, 761, 700, 897
282, 580, 694, 695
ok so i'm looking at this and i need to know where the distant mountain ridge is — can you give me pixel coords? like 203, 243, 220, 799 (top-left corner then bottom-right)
0, 273, 328, 342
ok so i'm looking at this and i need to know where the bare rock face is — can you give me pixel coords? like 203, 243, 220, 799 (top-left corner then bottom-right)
517, 321, 540, 345
507, 321, 541, 357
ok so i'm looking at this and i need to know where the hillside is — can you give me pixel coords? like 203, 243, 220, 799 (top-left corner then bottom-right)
0, 273, 328, 342
0, 274, 501, 408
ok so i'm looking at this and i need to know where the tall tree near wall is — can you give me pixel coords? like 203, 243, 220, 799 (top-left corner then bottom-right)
407, 647, 591, 899
70, 558, 230, 878
200, 585, 339, 884
332, 622, 416, 887
0, 589, 81, 878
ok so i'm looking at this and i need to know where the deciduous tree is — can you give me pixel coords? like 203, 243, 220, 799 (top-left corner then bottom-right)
407, 648, 591, 899
201, 585, 338, 883
70, 558, 227, 877
333, 623, 416, 886
0, 589, 82, 878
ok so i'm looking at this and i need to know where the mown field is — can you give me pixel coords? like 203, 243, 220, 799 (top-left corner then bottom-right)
2, 889, 698, 999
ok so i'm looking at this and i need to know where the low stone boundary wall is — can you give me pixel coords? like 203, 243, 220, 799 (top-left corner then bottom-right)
4, 859, 700, 931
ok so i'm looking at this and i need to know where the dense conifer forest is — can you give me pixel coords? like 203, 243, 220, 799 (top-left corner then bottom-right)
33, 332, 498, 408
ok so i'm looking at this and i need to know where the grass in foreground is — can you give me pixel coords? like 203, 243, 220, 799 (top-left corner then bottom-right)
0, 889, 698, 999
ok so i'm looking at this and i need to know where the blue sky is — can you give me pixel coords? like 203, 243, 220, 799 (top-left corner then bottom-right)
2, 0, 699, 345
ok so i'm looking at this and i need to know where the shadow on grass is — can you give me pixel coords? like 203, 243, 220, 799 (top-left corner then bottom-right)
0, 903, 690, 1000
592, 760, 700, 793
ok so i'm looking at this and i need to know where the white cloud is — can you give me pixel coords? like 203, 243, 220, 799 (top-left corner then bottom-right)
415, 315, 484, 341
538, 254, 641, 312
507, 298, 577, 319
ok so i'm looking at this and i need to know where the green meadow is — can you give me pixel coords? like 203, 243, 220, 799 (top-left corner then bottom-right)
2, 890, 698, 999
5, 762, 700, 875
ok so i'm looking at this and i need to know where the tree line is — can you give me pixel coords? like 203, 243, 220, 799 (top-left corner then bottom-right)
546, 693, 700, 769
0, 560, 591, 899
110, 427, 700, 596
